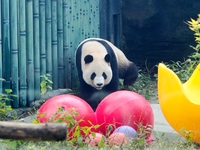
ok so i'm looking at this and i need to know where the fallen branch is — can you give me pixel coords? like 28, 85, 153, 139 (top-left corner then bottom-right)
0, 121, 67, 141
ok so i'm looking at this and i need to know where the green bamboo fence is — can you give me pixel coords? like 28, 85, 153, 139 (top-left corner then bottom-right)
33, 0, 40, 100
57, 0, 64, 88
0, 0, 100, 108
2, 0, 11, 105
51, 0, 58, 89
19, 0, 27, 107
26, 0, 34, 106
46, 0, 52, 80
63, 0, 70, 88
10, 0, 19, 107
0, 0, 2, 93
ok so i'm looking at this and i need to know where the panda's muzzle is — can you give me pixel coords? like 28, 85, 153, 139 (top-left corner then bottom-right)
93, 77, 104, 90
90, 72, 106, 90
97, 83, 103, 87
94, 82, 104, 90
95, 83, 103, 90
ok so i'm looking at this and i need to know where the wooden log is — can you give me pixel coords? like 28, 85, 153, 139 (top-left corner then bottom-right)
0, 121, 67, 141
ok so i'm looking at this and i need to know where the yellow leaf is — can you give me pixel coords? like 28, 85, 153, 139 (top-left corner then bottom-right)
191, 18, 197, 24
189, 27, 195, 31
41, 88, 47, 95
0, 109, 6, 113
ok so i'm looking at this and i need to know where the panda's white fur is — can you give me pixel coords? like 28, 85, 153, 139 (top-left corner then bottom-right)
81, 41, 112, 90
76, 38, 136, 86
75, 38, 138, 110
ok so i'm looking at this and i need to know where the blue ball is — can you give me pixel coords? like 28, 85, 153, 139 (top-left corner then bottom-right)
114, 125, 138, 138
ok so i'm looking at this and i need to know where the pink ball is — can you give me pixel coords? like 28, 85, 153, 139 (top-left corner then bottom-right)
37, 94, 96, 138
109, 132, 128, 146
85, 133, 104, 147
95, 90, 154, 139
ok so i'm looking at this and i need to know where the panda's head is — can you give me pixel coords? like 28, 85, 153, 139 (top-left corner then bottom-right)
81, 41, 113, 90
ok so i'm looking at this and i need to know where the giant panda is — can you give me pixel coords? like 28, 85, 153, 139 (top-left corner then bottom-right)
75, 38, 138, 110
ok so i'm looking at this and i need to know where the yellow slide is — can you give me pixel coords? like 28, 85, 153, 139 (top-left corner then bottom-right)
158, 63, 200, 143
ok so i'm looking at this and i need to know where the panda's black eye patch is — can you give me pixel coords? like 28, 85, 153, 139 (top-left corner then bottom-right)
84, 55, 93, 64
104, 54, 110, 63
102, 72, 107, 79
91, 73, 96, 80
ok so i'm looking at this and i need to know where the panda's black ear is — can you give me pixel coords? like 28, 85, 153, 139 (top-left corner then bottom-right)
104, 54, 110, 62
84, 55, 93, 64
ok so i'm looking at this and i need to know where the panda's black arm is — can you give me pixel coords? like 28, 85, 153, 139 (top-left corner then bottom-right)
118, 62, 138, 86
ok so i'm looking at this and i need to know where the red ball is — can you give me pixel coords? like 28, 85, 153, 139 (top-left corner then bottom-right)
95, 90, 154, 139
37, 94, 96, 138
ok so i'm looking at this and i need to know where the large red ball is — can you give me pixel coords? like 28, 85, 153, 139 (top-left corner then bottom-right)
95, 90, 154, 139
37, 94, 96, 138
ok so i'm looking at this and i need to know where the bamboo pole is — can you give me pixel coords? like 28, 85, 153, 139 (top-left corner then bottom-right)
51, 0, 58, 89
45, 0, 52, 80
2, 0, 11, 105
83, 0, 89, 39
66, 1, 73, 87
0, 121, 67, 141
92, 0, 100, 38
71, 0, 81, 88
57, 0, 64, 88
33, 0, 41, 100
10, 0, 19, 107
39, 0, 46, 76
70, 0, 77, 90
90, 1, 95, 37
26, 0, 35, 105
0, 0, 2, 93
63, 0, 71, 88
79, 1, 84, 41
19, 0, 27, 106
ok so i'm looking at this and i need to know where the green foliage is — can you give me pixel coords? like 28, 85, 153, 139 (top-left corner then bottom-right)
167, 14, 200, 82
1, 140, 24, 150
119, 70, 157, 101
0, 89, 16, 120
34, 106, 155, 149
180, 128, 195, 142
36, 106, 100, 147
40, 74, 53, 95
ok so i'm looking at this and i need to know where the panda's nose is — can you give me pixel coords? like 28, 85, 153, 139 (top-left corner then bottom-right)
97, 83, 103, 87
